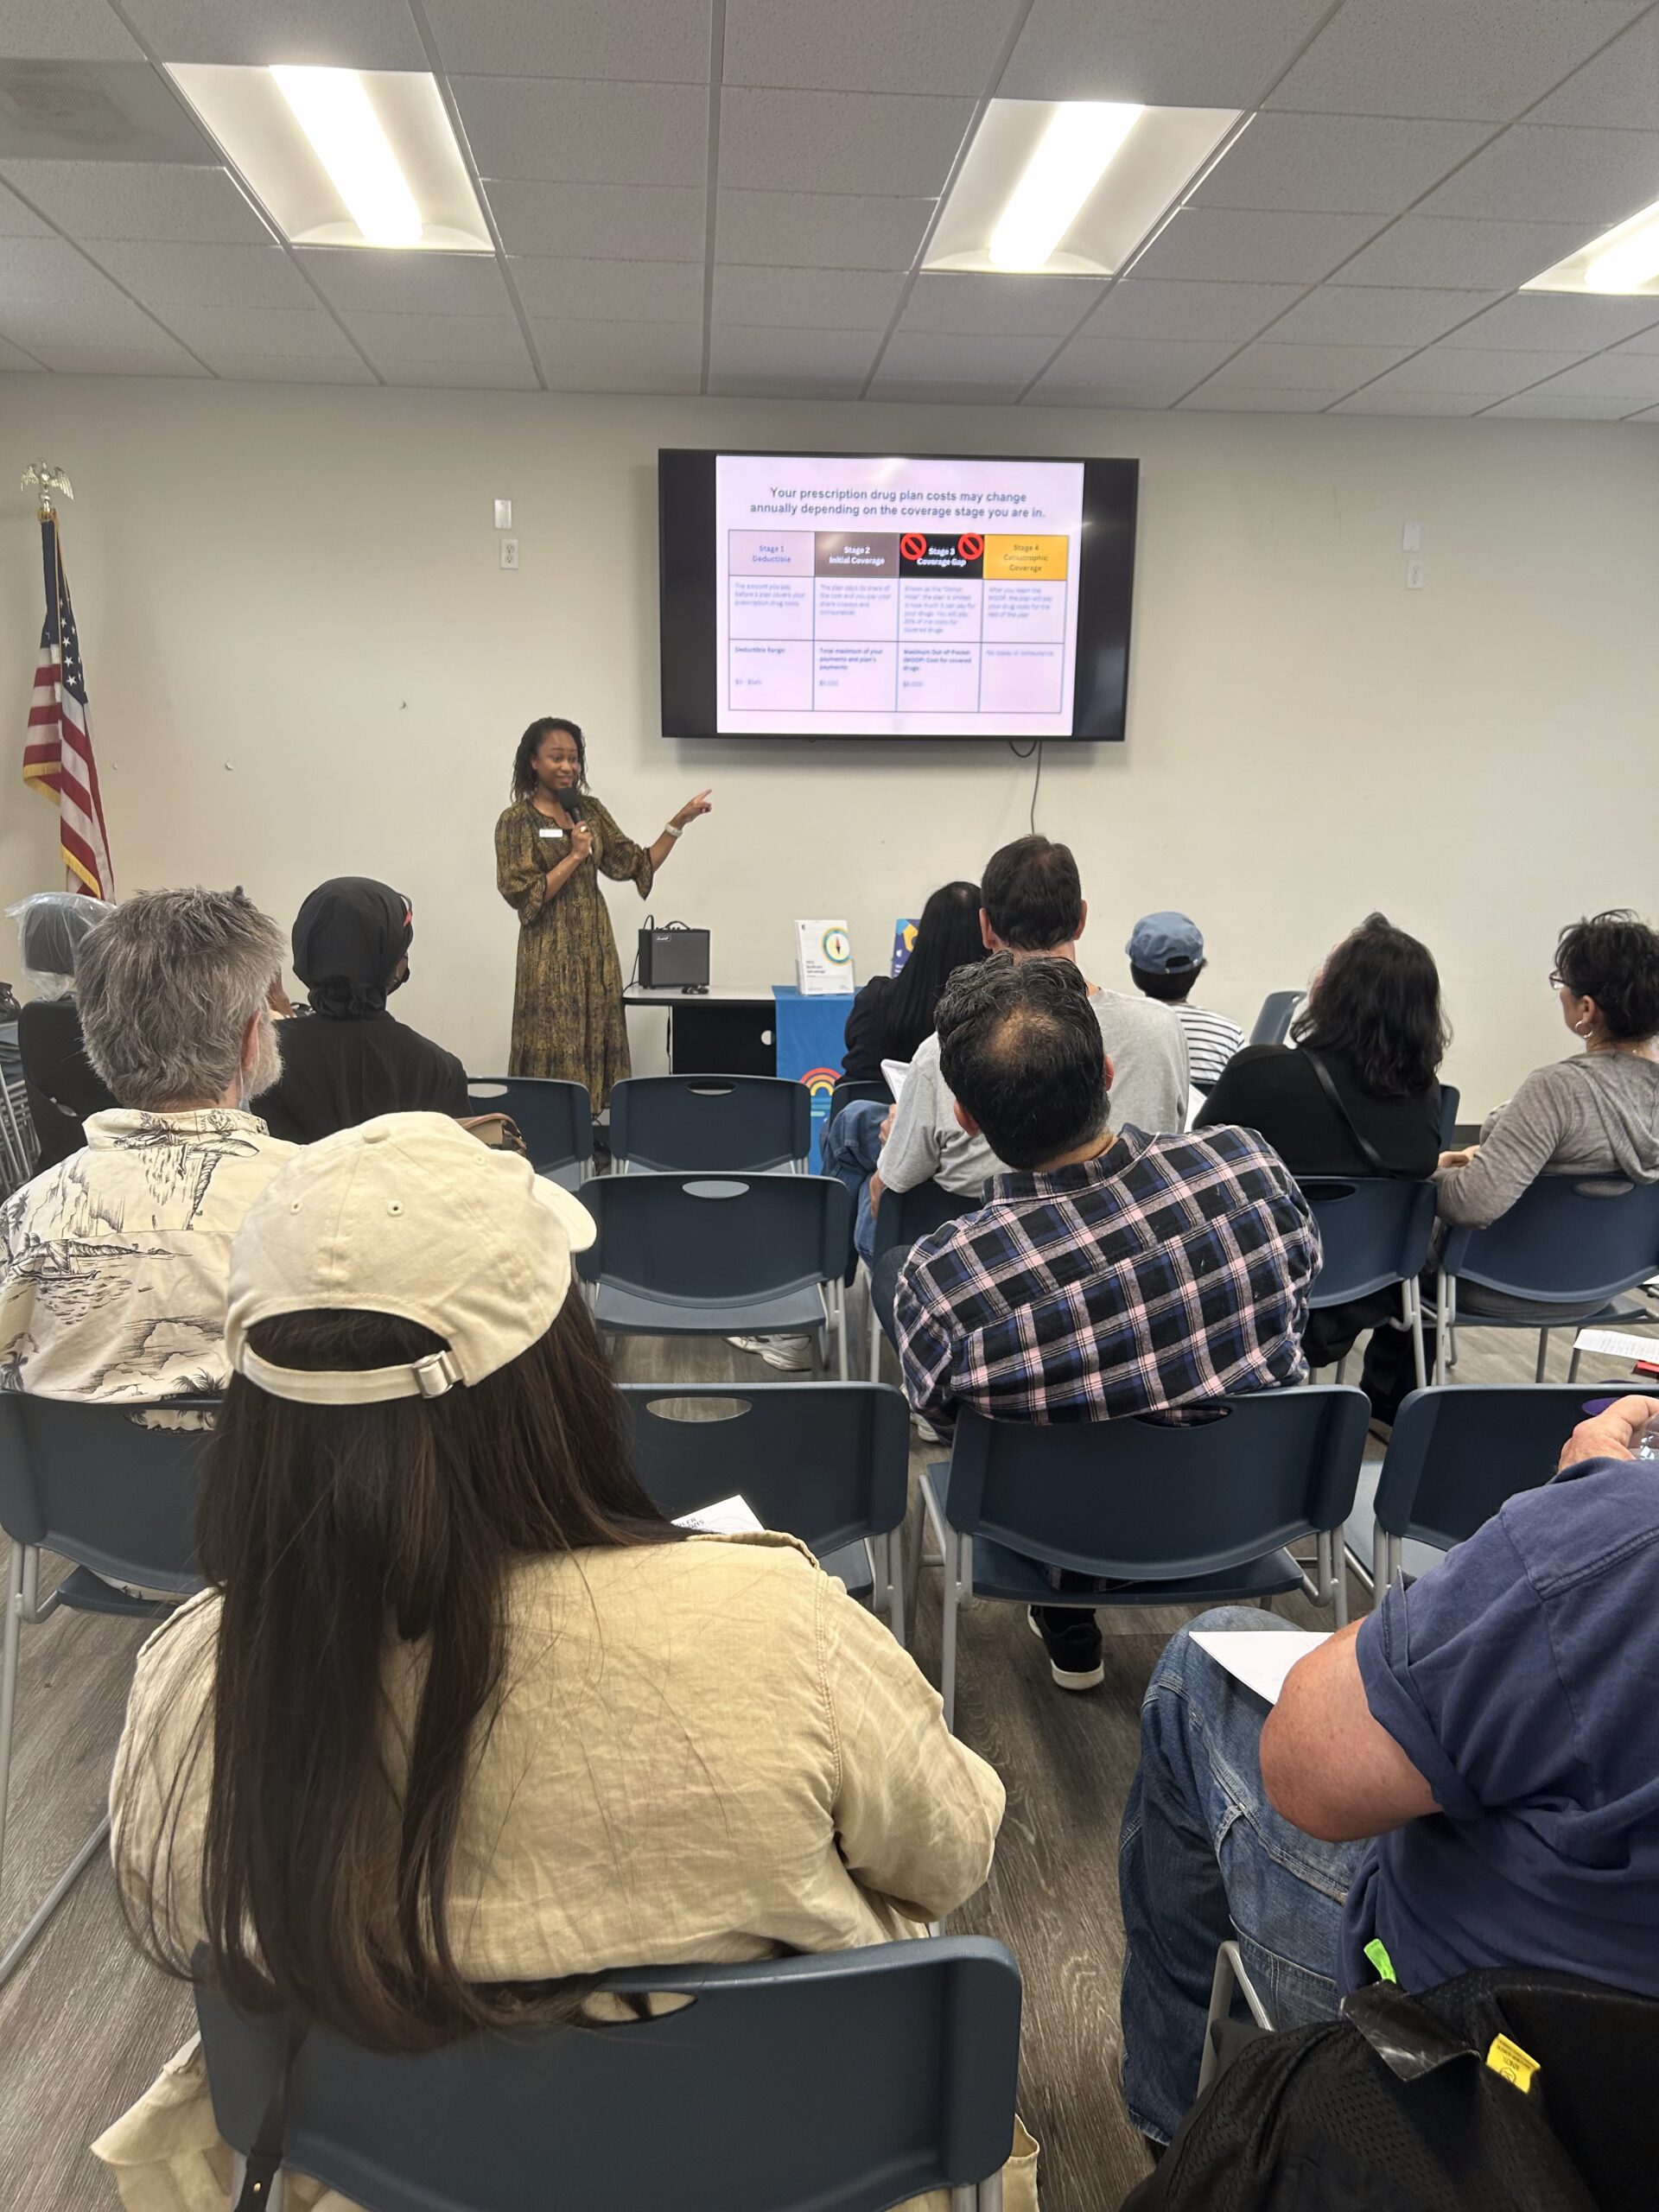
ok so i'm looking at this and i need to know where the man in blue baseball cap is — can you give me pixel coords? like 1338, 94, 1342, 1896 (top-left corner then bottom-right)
1127, 911, 1246, 1092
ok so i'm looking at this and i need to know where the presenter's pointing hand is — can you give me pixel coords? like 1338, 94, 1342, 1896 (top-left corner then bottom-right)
671, 790, 713, 830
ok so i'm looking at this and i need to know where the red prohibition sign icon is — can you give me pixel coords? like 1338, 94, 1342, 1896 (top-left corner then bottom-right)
899, 532, 927, 561
957, 533, 983, 560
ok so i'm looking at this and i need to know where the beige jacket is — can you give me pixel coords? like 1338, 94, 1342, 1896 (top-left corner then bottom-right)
0, 1108, 296, 1401
96, 1532, 1035, 2212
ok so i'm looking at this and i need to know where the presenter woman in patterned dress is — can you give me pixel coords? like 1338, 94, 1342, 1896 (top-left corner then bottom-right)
495, 716, 711, 1109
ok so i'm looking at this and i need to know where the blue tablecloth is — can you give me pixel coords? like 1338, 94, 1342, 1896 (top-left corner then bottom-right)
772, 985, 855, 1172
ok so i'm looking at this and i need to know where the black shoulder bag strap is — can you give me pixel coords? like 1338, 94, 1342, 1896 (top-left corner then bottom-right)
1303, 1051, 1389, 1175
231, 2018, 308, 2212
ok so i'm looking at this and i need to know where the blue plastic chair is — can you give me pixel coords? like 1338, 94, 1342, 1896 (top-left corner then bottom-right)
466, 1077, 593, 1191
621, 1382, 912, 1639
923, 1388, 1368, 1730
828, 1077, 890, 1128
1435, 1175, 1659, 1384
1300, 1179, 1437, 1389
1346, 1383, 1594, 1598
578, 1173, 854, 1375
196, 1936, 1023, 2212
1438, 1084, 1461, 1147
1249, 991, 1301, 1046
0, 1394, 213, 1986
610, 1074, 810, 1173
867, 1179, 983, 1381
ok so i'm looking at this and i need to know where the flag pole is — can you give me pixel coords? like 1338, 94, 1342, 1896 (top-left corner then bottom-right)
21, 466, 76, 893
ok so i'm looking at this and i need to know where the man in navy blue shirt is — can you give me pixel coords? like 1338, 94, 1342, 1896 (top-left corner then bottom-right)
1118, 1393, 1659, 2145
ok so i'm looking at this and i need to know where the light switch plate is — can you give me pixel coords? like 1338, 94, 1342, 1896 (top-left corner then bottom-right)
1402, 521, 1421, 552
494, 499, 512, 529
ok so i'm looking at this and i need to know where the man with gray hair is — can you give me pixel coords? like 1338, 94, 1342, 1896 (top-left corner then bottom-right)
0, 887, 296, 1402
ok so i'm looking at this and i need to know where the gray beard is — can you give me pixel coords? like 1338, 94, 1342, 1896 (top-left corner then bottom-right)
243, 1013, 283, 1104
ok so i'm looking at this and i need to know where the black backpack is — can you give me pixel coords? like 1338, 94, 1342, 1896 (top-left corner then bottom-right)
1122, 1969, 1659, 2212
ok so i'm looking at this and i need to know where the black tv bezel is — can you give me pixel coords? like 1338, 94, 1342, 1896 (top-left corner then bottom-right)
658, 447, 1139, 744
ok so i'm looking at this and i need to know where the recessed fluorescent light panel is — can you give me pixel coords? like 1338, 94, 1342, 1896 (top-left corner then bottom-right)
168, 64, 491, 251
1525, 194, 1659, 297
927, 99, 1242, 277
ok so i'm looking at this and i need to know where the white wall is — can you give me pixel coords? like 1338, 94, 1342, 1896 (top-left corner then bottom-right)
2, 372, 1656, 1114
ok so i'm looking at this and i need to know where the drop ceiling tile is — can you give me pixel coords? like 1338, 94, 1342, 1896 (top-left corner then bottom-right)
1330, 388, 1502, 416
1267, 285, 1499, 346
1180, 385, 1353, 410
715, 188, 934, 269
532, 319, 702, 391
159, 302, 358, 355
201, 353, 378, 383
1447, 292, 1659, 347
871, 378, 1029, 402
1028, 334, 1236, 397
0, 0, 142, 60
1419, 125, 1659, 224
722, 0, 1021, 94
708, 374, 867, 399
1522, 350, 1659, 398
1131, 208, 1379, 285
1529, 11, 1659, 128
710, 324, 885, 378
343, 313, 532, 371
87, 238, 314, 307
715, 264, 906, 328
484, 180, 705, 261
297, 251, 511, 316
1266, 0, 1646, 124
122, 0, 426, 67
378, 359, 540, 391
1335, 216, 1592, 289
0, 334, 42, 368
719, 88, 971, 197
900, 271, 1099, 335
1483, 387, 1651, 417
874, 327, 1057, 382
1359, 346, 1586, 396
1022, 376, 1179, 408
454, 78, 709, 189
1080, 278, 1302, 341
0, 160, 270, 245
1198, 341, 1413, 392
0, 235, 149, 309
1193, 114, 1490, 217
510, 257, 704, 321
423, 0, 711, 82
1610, 320, 1659, 355
32, 338, 209, 374
1627, 404, 1659, 423
1001, 0, 1333, 106
0, 291, 179, 348
0, 184, 50, 237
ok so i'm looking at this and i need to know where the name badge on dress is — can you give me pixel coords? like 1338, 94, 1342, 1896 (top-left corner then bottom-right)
538, 826, 564, 839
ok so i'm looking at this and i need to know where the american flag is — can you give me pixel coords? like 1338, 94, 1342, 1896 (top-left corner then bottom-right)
23, 511, 114, 899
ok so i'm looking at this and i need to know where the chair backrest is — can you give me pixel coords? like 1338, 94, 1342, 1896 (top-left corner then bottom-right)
944, 1388, 1368, 1579
1300, 1179, 1437, 1306
1440, 1174, 1659, 1306
577, 1174, 852, 1303
0, 1393, 212, 1595
1372, 1385, 1599, 1553
620, 1382, 909, 1554
827, 1077, 889, 1128
466, 1077, 592, 1176
609, 1074, 810, 1173
1438, 1084, 1461, 1147
195, 1936, 1023, 2212
869, 1179, 982, 1266
1249, 991, 1301, 1046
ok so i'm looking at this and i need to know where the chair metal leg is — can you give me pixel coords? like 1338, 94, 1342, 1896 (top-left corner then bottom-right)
0, 1814, 111, 1988
941, 1535, 961, 1734
1198, 1939, 1274, 2095
0, 1539, 22, 1891
1334, 1355, 1349, 1385
970, 2177, 1003, 2212
1406, 1281, 1427, 1393
1330, 1532, 1348, 1629
886, 1530, 906, 1646
1535, 1329, 1550, 1384
835, 1281, 849, 1381
1567, 1344, 1583, 1382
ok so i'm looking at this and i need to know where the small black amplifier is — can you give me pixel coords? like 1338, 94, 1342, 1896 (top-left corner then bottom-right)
637, 925, 710, 990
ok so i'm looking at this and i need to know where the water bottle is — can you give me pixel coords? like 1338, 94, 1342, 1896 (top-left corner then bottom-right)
1637, 1422, 1659, 1461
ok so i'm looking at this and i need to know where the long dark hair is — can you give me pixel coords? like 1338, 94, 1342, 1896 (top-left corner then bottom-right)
881, 882, 988, 1056
1292, 912, 1448, 1098
124, 1295, 679, 2051
511, 715, 586, 802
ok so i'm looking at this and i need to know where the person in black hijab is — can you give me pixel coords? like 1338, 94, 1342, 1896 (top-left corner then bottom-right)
11, 891, 118, 1168
257, 878, 468, 1144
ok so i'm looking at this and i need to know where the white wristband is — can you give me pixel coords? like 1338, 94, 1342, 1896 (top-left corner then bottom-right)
662, 821, 683, 839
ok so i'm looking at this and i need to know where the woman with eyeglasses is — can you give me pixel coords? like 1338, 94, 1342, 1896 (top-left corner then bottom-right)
494, 716, 712, 1110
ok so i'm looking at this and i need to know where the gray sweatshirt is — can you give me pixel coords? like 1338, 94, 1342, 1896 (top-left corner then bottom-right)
1436, 1052, 1659, 1228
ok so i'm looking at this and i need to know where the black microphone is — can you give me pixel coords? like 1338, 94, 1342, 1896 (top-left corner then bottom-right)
563, 785, 584, 823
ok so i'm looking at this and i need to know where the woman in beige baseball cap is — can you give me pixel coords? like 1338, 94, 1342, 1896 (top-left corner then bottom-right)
97, 1114, 1035, 2212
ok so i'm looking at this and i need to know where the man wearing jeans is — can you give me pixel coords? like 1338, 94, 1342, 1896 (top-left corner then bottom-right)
1118, 1394, 1659, 2146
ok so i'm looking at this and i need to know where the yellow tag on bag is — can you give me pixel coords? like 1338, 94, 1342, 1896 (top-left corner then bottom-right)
1484, 2033, 1541, 2094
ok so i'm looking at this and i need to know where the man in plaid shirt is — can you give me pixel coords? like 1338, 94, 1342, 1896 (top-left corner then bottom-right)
893, 954, 1319, 1690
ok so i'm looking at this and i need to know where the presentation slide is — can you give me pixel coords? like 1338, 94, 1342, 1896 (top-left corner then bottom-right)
714, 454, 1086, 737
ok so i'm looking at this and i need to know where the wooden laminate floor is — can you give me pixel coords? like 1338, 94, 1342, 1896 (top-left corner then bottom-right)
0, 1315, 1619, 2212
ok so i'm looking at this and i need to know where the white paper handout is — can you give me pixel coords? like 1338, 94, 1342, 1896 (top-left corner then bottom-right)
880, 1058, 912, 1103
674, 1495, 764, 1536
1570, 1327, 1659, 1367
1191, 1629, 1330, 1706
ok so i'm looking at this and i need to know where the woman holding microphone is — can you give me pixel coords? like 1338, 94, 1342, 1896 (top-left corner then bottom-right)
495, 715, 711, 1109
